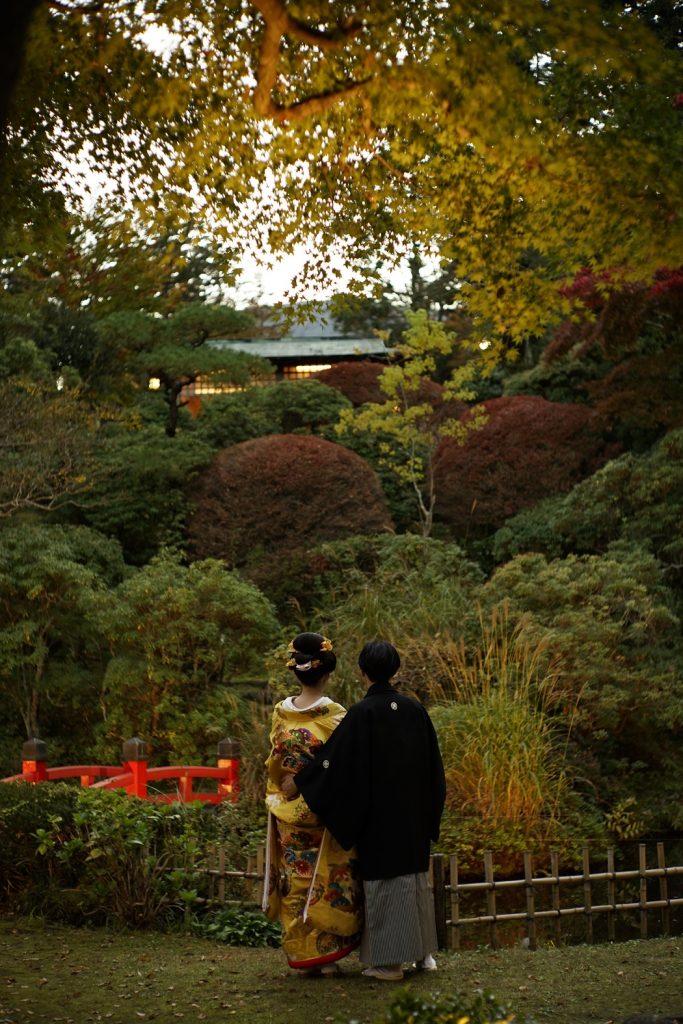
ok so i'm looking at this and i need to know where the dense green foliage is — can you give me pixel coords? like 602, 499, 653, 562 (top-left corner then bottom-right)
2, 0, 683, 935
76, 424, 214, 564
300, 533, 484, 706
0, 534, 278, 776
99, 551, 279, 764
0, 523, 125, 755
481, 547, 683, 833
193, 906, 281, 947
493, 429, 683, 580
0, 783, 213, 926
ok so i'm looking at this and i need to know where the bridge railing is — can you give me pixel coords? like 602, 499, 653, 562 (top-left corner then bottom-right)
1, 736, 241, 803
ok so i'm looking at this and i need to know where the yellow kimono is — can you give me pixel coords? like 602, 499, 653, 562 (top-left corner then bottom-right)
263, 697, 363, 969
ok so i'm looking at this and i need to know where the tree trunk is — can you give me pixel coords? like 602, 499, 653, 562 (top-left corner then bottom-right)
165, 380, 183, 437
1, 0, 43, 146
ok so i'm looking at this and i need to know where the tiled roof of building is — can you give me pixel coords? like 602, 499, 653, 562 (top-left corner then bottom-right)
210, 337, 389, 359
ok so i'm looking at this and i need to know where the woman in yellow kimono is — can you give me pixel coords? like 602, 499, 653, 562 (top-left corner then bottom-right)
263, 632, 362, 974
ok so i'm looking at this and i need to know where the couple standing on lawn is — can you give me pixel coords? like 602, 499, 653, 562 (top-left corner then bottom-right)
263, 632, 446, 982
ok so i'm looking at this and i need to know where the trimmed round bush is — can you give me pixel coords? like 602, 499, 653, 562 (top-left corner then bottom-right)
433, 395, 619, 539
187, 434, 393, 575
315, 361, 386, 405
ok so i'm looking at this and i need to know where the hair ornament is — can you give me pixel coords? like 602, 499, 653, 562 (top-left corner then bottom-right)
291, 658, 323, 672
287, 641, 297, 653
320, 638, 333, 651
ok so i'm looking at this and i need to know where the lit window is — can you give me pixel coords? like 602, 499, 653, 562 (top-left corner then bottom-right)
181, 372, 276, 398
283, 363, 332, 380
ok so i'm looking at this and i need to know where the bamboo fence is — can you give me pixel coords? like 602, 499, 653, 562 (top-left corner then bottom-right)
202, 841, 683, 950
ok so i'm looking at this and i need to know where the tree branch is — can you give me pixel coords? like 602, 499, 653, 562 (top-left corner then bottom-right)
190, 328, 209, 348
268, 81, 370, 122
250, 0, 371, 122
46, 0, 104, 12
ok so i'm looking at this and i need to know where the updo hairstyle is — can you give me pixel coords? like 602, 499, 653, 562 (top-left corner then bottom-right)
287, 632, 336, 686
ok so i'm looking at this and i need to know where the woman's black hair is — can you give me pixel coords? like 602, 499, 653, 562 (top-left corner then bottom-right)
287, 632, 336, 687
358, 639, 400, 684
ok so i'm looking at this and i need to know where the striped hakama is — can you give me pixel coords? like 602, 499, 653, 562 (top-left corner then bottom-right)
359, 872, 438, 967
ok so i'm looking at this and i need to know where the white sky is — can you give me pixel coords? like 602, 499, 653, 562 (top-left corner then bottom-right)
62, 18, 422, 308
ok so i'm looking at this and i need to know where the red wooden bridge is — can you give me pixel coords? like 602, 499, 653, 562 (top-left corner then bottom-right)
1, 737, 240, 803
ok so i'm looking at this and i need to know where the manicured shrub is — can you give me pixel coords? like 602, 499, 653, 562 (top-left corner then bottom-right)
187, 390, 277, 448
187, 434, 393, 602
317, 360, 467, 424
315, 361, 387, 405
257, 378, 351, 432
321, 426, 419, 531
492, 428, 683, 580
433, 395, 618, 542
503, 347, 611, 406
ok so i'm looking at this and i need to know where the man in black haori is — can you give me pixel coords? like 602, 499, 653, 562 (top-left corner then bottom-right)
284, 639, 446, 982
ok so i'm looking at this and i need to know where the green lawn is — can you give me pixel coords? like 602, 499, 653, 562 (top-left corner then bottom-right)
0, 917, 681, 1024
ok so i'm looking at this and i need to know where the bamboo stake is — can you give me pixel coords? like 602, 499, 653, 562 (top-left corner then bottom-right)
550, 850, 561, 946
449, 854, 460, 950
256, 846, 265, 906
639, 844, 648, 940
432, 854, 447, 949
218, 847, 226, 904
484, 851, 498, 949
524, 852, 537, 950
582, 847, 593, 944
657, 843, 670, 937
607, 847, 616, 943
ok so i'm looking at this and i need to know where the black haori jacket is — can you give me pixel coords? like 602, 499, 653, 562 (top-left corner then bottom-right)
295, 681, 446, 882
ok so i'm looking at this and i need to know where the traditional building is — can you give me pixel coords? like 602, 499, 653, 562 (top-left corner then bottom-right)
185, 304, 390, 394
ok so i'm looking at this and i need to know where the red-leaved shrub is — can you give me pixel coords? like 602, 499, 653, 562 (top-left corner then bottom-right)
315, 361, 387, 405
316, 360, 467, 423
433, 396, 619, 539
187, 434, 393, 573
544, 267, 683, 435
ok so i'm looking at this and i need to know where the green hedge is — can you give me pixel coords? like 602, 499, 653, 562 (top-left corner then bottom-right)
0, 784, 225, 928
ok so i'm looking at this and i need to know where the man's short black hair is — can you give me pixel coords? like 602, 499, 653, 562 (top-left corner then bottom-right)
358, 640, 400, 684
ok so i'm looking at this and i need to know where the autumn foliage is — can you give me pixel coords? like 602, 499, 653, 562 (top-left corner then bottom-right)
433, 396, 619, 539
187, 434, 393, 573
315, 362, 387, 406
317, 360, 467, 425
545, 267, 683, 435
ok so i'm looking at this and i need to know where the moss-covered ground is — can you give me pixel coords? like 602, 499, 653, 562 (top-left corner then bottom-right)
0, 917, 681, 1024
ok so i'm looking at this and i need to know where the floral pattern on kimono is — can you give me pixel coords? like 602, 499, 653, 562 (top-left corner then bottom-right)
263, 699, 363, 968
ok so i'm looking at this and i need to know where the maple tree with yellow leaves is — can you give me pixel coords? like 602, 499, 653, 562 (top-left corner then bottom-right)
2, 0, 681, 362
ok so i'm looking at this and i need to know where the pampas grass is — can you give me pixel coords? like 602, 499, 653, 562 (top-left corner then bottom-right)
430, 603, 577, 847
